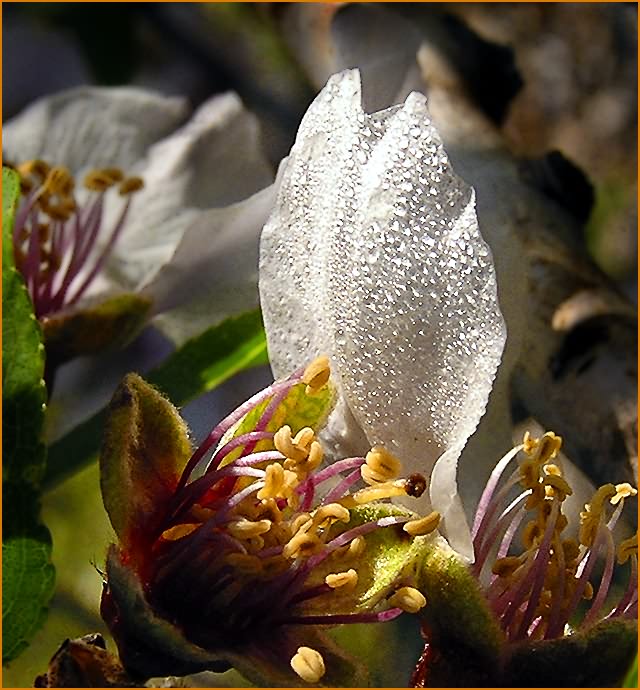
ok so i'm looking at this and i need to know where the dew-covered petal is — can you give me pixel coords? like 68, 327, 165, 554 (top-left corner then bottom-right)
101, 92, 274, 297
3, 87, 187, 173
260, 70, 506, 555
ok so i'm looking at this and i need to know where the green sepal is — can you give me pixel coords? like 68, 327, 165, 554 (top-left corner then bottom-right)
304, 503, 427, 616
42, 292, 152, 367
220, 380, 335, 465
416, 538, 505, 685
503, 618, 638, 688
100, 374, 192, 548
104, 547, 367, 687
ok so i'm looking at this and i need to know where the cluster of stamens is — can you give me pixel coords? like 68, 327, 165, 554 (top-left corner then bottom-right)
9, 159, 143, 318
471, 431, 638, 642
147, 357, 437, 683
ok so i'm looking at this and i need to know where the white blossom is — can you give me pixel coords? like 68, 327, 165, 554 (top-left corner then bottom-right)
259, 69, 506, 558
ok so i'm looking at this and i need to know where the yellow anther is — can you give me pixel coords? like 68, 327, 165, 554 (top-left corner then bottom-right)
582, 581, 594, 600
543, 474, 573, 500
584, 484, 616, 517
290, 513, 313, 535
302, 355, 331, 395
403, 511, 441, 537
388, 586, 427, 613
611, 483, 638, 506
291, 647, 325, 684
160, 523, 200, 541
312, 504, 350, 528
274, 425, 308, 462
44, 166, 74, 197
492, 555, 525, 578
118, 176, 144, 195
293, 426, 315, 449
18, 159, 51, 181
346, 535, 366, 559
533, 432, 562, 464
344, 480, 407, 507
84, 168, 120, 192
325, 569, 358, 589
362, 446, 402, 484
617, 533, 638, 565
283, 530, 322, 560
257, 463, 298, 501
227, 518, 272, 540
224, 553, 263, 574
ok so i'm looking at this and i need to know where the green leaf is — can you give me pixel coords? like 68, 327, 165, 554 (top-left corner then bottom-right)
45, 309, 269, 488
2, 167, 55, 662
624, 654, 638, 688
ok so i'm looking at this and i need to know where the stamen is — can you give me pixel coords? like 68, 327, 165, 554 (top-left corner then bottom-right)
617, 533, 638, 565
362, 446, 402, 484
302, 355, 331, 395
160, 523, 201, 541
118, 176, 144, 195
388, 587, 427, 613
290, 647, 326, 683
611, 483, 638, 505
325, 569, 358, 589
227, 519, 272, 540
403, 511, 441, 537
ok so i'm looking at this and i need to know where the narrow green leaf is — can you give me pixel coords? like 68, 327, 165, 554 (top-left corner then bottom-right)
2, 167, 55, 663
45, 309, 269, 488
624, 655, 638, 688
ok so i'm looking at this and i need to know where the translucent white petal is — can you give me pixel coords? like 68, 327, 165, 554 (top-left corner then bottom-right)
3, 87, 187, 173
260, 69, 506, 554
146, 179, 280, 346
103, 92, 274, 294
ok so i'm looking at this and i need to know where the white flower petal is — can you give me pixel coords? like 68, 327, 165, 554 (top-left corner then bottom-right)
147, 177, 280, 346
98, 92, 274, 295
3, 87, 188, 173
260, 69, 506, 555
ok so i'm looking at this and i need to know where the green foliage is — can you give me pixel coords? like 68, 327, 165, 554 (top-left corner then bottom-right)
624, 655, 638, 688
45, 309, 269, 488
2, 167, 55, 662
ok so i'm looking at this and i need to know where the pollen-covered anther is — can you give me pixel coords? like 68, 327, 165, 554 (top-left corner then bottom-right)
362, 446, 402, 484
345, 480, 408, 506
274, 425, 314, 462
283, 530, 322, 560
227, 518, 272, 540
543, 474, 573, 500
530, 432, 562, 464
256, 463, 298, 501
403, 511, 441, 536
43, 166, 75, 197
118, 176, 144, 195
291, 646, 325, 684
84, 167, 123, 192
160, 523, 201, 541
302, 355, 331, 395
311, 503, 350, 529
617, 533, 638, 564
611, 483, 638, 505
325, 569, 358, 589
388, 586, 427, 613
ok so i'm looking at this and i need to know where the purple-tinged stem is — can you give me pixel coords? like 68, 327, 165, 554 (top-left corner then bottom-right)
582, 528, 616, 628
